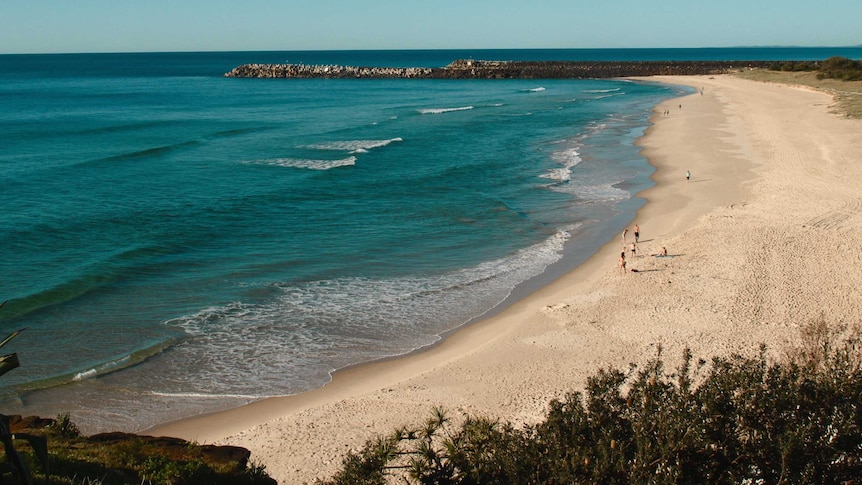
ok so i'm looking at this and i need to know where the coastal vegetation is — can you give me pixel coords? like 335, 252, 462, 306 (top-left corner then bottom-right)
817, 56, 862, 81
739, 57, 862, 118
1, 413, 275, 484
765, 56, 862, 81
318, 319, 862, 484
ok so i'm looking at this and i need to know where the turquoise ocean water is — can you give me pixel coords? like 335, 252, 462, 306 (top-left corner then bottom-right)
1, 47, 859, 433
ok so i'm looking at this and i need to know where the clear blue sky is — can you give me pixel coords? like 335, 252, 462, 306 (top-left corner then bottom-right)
2, 0, 860, 54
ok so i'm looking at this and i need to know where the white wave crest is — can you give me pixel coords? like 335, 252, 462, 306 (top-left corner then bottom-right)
525, 87, 546, 92
540, 146, 583, 182
592, 92, 626, 100
73, 369, 98, 381
583, 88, 621, 93
541, 168, 573, 183
244, 156, 356, 170
419, 106, 473, 114
551, 146, 583, 167
305, 138, 403, 152
73, 354, 131, 381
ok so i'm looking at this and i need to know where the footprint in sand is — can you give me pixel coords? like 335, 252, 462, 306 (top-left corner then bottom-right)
543, 303, 570, 312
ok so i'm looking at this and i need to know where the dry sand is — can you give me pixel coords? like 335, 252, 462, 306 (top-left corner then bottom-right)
148, 74, 862, 484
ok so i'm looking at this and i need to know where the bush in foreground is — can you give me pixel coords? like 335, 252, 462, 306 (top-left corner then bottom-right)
319, 321, 862, 484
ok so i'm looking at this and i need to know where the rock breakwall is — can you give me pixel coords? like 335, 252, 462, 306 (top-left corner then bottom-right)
226, 63, 435, 79
225, 59, 779, 79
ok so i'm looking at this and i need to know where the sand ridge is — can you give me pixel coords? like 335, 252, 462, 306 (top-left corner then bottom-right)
147, 75, 862, 484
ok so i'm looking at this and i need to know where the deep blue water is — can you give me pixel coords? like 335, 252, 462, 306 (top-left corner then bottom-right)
0, 47, 856, 433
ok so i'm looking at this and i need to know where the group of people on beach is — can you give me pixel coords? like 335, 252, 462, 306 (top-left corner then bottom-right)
660, 104, 684, 116
619, 223, 668, 275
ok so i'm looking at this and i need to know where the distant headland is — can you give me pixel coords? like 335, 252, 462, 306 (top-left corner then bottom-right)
224, 59, 786, 79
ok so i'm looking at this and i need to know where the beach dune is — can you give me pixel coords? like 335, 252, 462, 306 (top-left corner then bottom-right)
148, 74, 862, 484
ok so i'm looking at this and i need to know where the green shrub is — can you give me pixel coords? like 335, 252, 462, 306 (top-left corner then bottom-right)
46, 412, 81, 439
315, 434, 398, 485
140, 455, 216, 484
768, 61, 819, 72
320, 322, 862, 484
818, 56, 862, 81
765, 56, 862, 80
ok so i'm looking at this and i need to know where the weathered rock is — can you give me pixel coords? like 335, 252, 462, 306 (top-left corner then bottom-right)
6, 415, 260, 479
90, 431, 252, 472
7, 414, 54, 432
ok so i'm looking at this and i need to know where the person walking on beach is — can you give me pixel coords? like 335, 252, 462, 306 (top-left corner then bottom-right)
619, 252, 626, 275
686, 170, 691, 181
634, 224, 640, 243
630, 242, 637, 258
622, 228, 628, 243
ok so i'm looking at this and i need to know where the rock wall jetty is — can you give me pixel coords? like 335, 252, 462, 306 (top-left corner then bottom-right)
224, 59, 780, 79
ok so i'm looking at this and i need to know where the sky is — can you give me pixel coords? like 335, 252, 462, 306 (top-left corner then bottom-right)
2, 0, 861, 54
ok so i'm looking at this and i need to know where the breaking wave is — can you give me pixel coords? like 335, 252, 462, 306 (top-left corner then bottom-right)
419, 106, 474, 114
583, 88, 621, 93
244, 156, 357, 170
304, 138, 403, 153
540, 146, 583, 183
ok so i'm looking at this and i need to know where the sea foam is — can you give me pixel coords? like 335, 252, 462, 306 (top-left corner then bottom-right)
149, 391, 273, 400
540, 146, 583, 183
161, 226, 576, 398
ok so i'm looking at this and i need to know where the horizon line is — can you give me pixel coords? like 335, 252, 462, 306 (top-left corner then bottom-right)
2, 44, 861, 57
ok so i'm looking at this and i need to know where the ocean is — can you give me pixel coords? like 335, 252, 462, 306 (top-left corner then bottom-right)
1, 47, 859, 433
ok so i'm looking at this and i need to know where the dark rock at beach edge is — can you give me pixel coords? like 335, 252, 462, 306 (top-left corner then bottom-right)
224, 59, 796, 79
5, 414, 273, 483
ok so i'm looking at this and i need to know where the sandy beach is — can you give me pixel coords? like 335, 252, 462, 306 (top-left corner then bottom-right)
148, 74, 862, 484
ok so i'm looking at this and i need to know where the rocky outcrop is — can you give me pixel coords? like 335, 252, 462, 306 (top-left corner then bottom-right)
5, 415, 275, 484
225, 59, 782, 79
88, 431, 252, 472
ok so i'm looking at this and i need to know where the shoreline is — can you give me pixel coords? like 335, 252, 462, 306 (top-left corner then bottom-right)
142, 80, 687, 441
145, 74, 744, 466
148, 74, 862, 484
